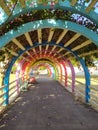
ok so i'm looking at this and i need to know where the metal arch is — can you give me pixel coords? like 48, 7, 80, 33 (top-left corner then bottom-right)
3, 52, 23, 105
22, 50, 68, 82
31, 60, 57, 79
67, 60, 75, 93
22, 50, 75, 90
25, 58, 56, 77
60, 60, 75, 92
34, 63, 53, 77
16, 60, 25, 78
1, 1, 98, 26
79, 58, 90, 102
3, 41, 90, 104
27, 57, 59, 79
67, 49, 90, 103
21, 61, 30, 78
15, 59, 25, 94
34, 44, 90, 102
15, 58, 30, 80
0, 19, 98, 49
60, 61, 68, 86
25, 49, 66, 80
20, 51, 67, 86
56, 62, 62, 81
33, 43, 90, 97
30, 53, 63, 81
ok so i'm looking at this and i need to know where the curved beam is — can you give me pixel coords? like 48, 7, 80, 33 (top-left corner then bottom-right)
0, 19, 98, 49
27, 59, 57, 78
67, 60, 75, 92
31, 60, 57, 79
57, 62, 62, 81
22, 61, 30, 77
35, 63, 53, 77
1, 1, 98, 26
15, 60, 25, 93
3, 41, 90, 104
22, 50, 75, 93
61, 61, 68, 87
26, 50, 68, 81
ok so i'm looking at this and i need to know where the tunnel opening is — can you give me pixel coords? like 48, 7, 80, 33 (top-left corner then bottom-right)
0, 0, 98, 118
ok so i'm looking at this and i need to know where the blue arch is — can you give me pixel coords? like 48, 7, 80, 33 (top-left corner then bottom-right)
1, 0, 98, 26
0, 19, 98, 49
3, 42, 90, 105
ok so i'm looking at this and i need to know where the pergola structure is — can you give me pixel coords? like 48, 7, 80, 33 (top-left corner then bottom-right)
0, 0, 98, 105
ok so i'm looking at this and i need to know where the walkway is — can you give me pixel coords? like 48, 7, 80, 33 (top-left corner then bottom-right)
0, 76, 98, 130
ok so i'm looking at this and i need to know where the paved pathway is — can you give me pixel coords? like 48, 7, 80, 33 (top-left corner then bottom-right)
0, 77, 98, 130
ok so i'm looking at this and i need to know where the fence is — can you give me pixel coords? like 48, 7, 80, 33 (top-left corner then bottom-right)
57, 74, 98, 111
0, 74, 98, 114
0, 76, 29, 114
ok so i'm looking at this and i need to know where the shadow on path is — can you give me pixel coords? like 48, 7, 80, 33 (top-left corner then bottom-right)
0, 76, 98, 130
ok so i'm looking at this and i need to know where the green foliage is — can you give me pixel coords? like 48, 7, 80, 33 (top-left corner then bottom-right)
70, 58, 78, 66
85, 56, 95, 67
39, 66, 46, 70
0, 48, 13, 62
85, 0, 90, 3
70, 55, 98, 67
0, 50, 5, 61
0, 55, 5, 61
0, 7, 98, 37
11, 65, 17, 73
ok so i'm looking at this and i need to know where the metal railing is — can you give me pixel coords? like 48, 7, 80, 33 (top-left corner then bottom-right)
57, 74, 98, 111
0, 76, 29, 114
0, 74, 98, 113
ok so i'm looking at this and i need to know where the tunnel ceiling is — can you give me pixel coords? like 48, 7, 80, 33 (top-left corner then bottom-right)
0, 0, 98, 67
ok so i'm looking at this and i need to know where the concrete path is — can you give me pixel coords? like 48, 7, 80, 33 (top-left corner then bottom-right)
0, 77, 98, 130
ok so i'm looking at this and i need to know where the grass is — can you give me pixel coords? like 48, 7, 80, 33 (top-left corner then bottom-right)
75, 76, 98, 85
0, 74, 16, 86
0, 74, 98, 86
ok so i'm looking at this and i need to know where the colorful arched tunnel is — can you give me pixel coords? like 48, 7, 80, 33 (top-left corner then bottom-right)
0, 0, 98, 110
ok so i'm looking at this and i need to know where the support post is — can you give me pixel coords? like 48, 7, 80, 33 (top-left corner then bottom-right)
80, 58, 90, 103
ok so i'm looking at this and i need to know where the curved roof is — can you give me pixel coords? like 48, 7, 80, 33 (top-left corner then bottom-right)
0, 0, 98, 70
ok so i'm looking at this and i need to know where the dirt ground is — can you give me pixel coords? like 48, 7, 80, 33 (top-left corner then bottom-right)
0, 77, 98, 130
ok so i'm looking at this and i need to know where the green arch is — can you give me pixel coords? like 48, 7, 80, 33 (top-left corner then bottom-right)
32, 60, 57, 78
0, 19, 98, 49
1, 0, 98, 26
